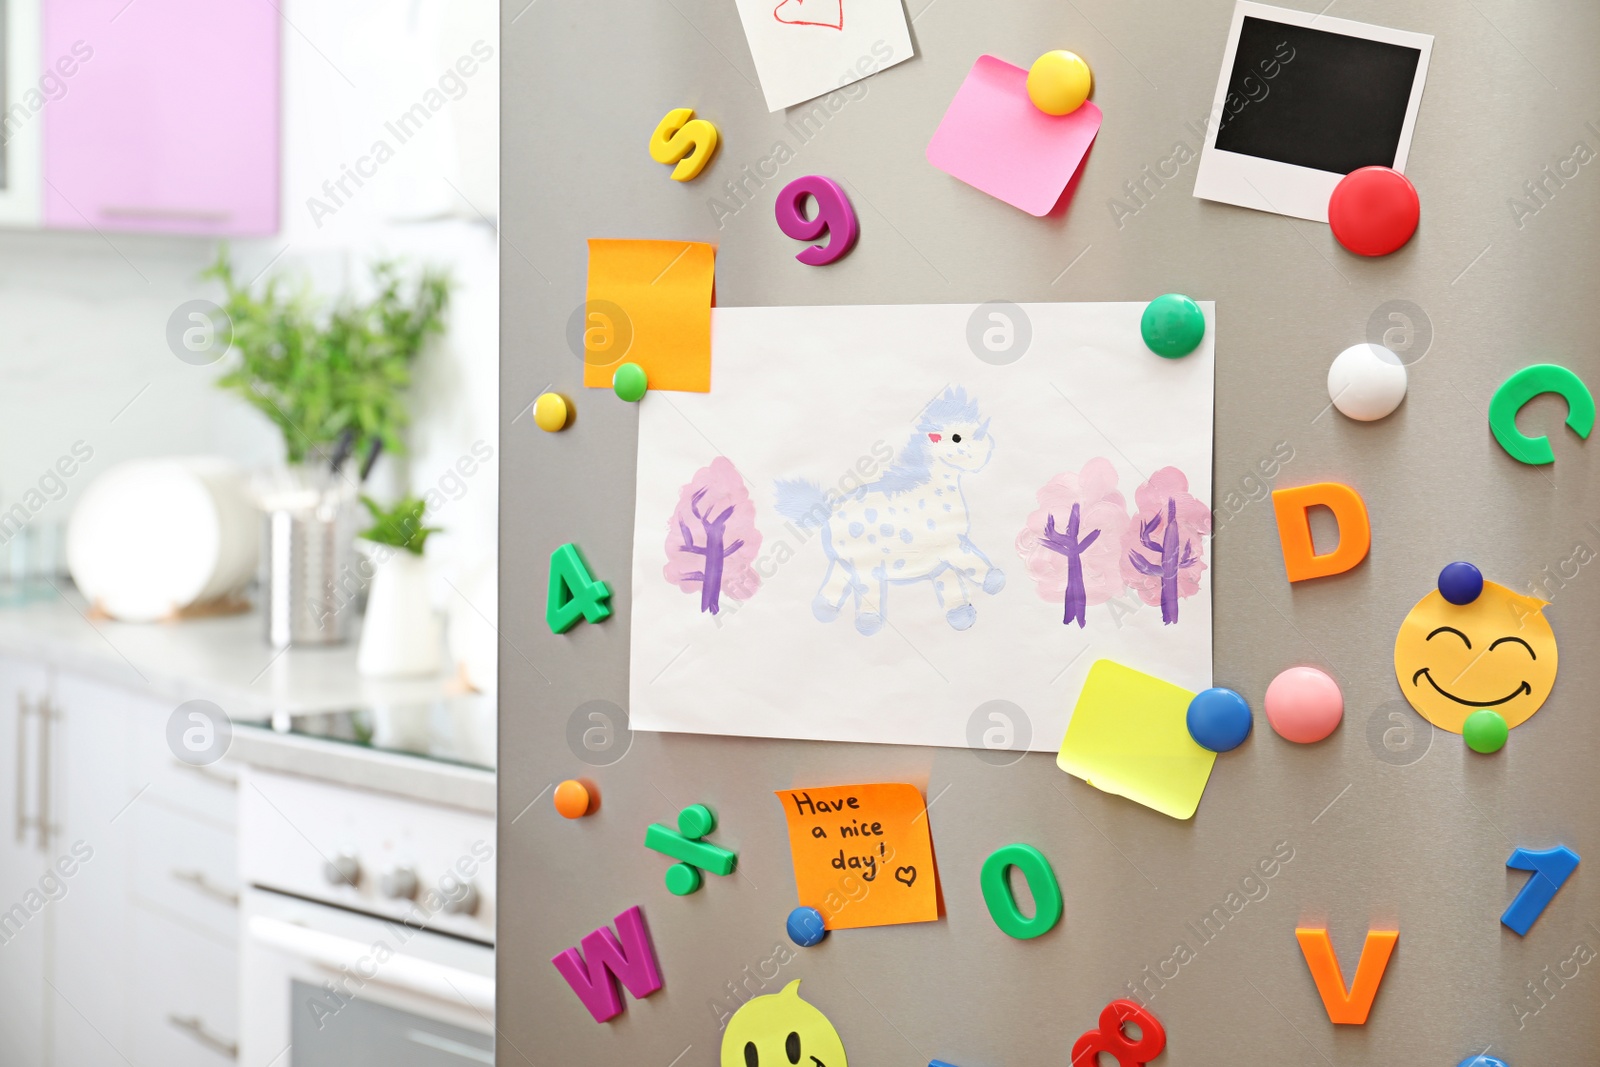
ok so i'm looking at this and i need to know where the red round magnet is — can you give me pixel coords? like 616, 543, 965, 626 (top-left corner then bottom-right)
1328, 166, 1419, 257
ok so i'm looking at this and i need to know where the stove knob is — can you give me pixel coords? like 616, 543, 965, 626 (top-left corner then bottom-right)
380, 866, 419, 900
322, 853, 361, 888
442, 882, 481, 916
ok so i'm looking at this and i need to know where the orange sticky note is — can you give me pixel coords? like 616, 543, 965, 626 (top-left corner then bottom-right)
1295, 927, 1398, 1025
583, 238, 714, 392
1271, 482, 1370, 582
774, 783, 938, 931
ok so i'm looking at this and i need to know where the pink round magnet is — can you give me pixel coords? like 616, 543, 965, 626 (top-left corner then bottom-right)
1263, 666, 1343, 743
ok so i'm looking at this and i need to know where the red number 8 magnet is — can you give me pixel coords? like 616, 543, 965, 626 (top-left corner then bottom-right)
1070, 1000, 1165, 1067
774, 175, 858, 266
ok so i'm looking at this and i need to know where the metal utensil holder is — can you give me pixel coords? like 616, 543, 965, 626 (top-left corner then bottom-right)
262, 489, 359, 648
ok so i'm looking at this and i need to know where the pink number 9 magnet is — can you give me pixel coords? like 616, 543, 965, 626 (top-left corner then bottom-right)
774, 175, 858, 266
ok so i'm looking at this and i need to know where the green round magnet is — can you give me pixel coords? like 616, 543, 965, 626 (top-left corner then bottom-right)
1140, 293, 1206, 358
1463, 709, 1509, 754
613, 362, 649, 402
979, 843, 1062, 940
1488, 364, 1595, 465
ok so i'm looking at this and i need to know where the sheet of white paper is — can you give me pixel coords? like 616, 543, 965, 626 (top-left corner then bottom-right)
730, 0, 914, 113
630, 302, 1214, 752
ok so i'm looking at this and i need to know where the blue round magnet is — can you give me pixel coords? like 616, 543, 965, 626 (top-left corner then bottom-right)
1454, 1056, 1508, 1067
1438, 561, 1484, 605
786, 905, 827, 947
1186, 687, 1253, 752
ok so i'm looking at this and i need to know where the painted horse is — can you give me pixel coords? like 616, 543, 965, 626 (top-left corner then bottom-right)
775, 386, 1005, 635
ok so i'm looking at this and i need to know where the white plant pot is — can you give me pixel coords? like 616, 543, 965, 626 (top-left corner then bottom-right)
357, 544, 442, 678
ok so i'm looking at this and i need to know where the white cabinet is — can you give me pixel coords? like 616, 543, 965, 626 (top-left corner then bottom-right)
0, 657, 51, 1065
47, 672, 137, 1066
0, 657, 239, 1067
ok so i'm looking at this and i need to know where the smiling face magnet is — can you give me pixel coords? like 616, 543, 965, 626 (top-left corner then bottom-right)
721, 980, 848, 1067
1393, 562, 1558, 735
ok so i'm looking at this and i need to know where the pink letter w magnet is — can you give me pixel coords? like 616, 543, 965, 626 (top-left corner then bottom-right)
774, 175, 858, 265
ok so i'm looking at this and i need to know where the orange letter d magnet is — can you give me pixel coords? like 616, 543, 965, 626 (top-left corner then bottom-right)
1272, 483, 1370, 582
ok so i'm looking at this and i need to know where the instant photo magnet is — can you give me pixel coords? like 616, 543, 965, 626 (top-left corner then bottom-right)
1192, 2, 1433, 223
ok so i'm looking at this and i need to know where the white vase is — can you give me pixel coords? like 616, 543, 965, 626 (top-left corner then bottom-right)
357, 544, 443, 678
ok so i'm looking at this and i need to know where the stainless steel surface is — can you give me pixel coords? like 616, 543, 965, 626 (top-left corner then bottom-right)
263, 504, 356, 648
503, 1, 1600, 1063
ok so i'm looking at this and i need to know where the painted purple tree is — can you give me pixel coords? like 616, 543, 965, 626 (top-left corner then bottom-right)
664, 456, 763, 615
1014, 457, 1128, 627
1121, 466, 1210, 625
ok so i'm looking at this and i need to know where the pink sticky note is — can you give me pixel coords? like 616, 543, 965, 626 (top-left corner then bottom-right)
927, 55, 1103, 216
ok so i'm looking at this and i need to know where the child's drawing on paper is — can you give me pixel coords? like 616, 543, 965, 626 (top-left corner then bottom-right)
664, 457, 763, 616
1122, 467, 1209, 624
773, 387, 1005, 635
1016, 458, 1129, 627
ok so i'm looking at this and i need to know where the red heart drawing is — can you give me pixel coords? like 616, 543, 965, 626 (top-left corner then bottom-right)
773, 0, 844, 30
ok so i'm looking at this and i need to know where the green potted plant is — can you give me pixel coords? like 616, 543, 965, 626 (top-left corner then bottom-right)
206, 249, 452, 468
356, 495, 444, 677
203, 250, 453, 648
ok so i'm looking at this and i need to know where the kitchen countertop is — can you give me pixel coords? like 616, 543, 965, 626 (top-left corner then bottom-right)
0, 586, 464, 716
0, 586, 495, 810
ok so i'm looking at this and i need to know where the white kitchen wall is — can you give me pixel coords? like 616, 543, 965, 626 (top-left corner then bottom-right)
0, 0, 500, 685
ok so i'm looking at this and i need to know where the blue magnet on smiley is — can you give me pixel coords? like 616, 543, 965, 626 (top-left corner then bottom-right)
1438, 561, 1484, 605
1186, 687, 1253, 752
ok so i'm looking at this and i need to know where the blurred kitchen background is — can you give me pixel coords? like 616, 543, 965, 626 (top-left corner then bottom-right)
0, 0, 502, 1064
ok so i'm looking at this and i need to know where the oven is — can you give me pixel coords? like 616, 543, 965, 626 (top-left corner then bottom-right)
238, 767, 496, 1067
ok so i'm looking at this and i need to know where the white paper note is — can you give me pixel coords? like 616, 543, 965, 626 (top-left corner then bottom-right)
730, 0, 915, 112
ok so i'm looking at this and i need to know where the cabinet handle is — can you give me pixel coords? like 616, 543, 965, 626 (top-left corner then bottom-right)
171, 759, 239, 790
100, 207, 233, 224
14, 694, 29, 845
35, 697, 51, 854
167, 1014, 238, 1059
171, 868, 240, 907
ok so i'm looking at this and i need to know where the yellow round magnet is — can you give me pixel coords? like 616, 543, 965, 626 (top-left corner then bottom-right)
1026, 50, 1092, 116
534, 392, 570, 432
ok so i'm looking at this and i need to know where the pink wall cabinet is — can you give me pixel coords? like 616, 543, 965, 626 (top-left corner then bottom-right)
42, 0, 280, 235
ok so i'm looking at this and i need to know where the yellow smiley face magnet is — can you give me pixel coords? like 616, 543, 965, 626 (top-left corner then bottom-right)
1393, 562, 1558, 735
721, 981, 848, 1067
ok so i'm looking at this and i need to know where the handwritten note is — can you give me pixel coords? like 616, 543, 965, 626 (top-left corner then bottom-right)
774, 783, 938, 931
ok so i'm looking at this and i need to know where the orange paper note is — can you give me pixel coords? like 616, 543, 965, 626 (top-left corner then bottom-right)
583, 238, 715, 392
774, 783, 938, 931
1295, 927, 1398, 1025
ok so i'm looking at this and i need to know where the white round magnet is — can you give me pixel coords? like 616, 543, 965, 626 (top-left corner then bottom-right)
1328, 343, 1407, 421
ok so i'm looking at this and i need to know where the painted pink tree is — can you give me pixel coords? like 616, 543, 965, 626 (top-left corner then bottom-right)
664, 456, 763, 615
1014, 457, 1129, 627
1121, 466, 1210, 625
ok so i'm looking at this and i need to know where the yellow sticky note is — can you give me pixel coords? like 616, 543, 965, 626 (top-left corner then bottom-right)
774, 783, 938, 931
1056, 659, 1216, 820
583, 238, 714, 392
